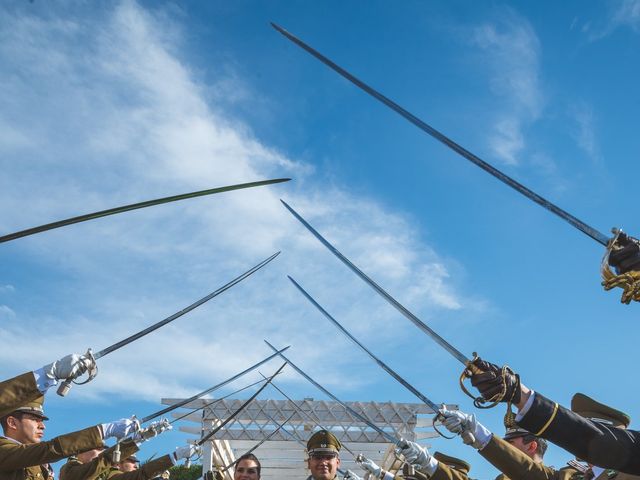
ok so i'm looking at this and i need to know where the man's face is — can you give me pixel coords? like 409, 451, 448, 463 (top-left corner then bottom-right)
119, 460, 139, 472
234, 459, 260, 480
308, 452, 340, 480
8, 413, 46, 444
506, 436, 536, 459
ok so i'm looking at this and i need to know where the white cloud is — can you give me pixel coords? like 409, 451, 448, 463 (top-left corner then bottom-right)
568, 101, 601, 164
470, 9, 543, 165
0, 284, 15, 294
0, 1, 480, 401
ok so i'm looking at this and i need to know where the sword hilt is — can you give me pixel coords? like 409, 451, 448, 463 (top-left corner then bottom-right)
112, 442, 121, 463
56, 348, 97, 397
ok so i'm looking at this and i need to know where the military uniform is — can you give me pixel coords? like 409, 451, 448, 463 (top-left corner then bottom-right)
380, 452, 470, 480
0, 397, 104, 480
99, 456, 174, 480
59, 441, 139, 480
480, 434, 578, 480
516, 392, 640, 475
0, 374, 41, 420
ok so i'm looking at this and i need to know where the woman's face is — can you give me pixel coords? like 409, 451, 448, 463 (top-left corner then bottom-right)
234, 459, 260, 480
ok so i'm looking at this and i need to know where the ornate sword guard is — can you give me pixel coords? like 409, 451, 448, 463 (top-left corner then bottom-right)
138, 418, 172, 441
56, 348, 98, 397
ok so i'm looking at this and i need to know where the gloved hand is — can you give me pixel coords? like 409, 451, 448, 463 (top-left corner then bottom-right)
468, 357, 521, 404
101, 417, 140, 440
35, 353, 96, 392
438, 408, 492, 450
396, 440, 432, 470
357, 455, 382, 478
172, 445, 201, 464
608, 232, 640, 274
134, 419, 172, 443
344, 470, 364, 480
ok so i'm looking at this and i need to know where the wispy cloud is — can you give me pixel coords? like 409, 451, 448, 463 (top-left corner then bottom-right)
578, 0, 640, 40
469, 9, 543, 165
568, 101, 602, 165
0, 1, 480, 401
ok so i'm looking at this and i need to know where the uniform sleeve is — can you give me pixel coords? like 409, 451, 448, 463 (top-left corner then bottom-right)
0, 372, 42, 419
106, 455, 174, 480
58, 441, 139, 480
479, 435, 565, 480
429, 462, 468, 480
516, 392, 640, 474
0, 426, 103, 470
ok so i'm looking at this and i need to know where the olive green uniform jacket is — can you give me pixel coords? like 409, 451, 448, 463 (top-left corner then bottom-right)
0, 373, 41, 419
480, 435, 578, 480
100, 455, 174, 480
517, 393, 640, 475
382, 462, 468, 480
59, 441, 139, 480
0, 426, 103, 480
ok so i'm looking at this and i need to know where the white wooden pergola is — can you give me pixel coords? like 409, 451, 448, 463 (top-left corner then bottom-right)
161, 396, 458, 480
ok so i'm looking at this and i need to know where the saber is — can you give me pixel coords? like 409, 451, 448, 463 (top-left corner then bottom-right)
260, 373, 358, 458
196, 362, 287, 446
281, 200, 471, 367
287, 275, 471, 442
142, 348, 289, 423
219, 411, 297, 473
1, 178, 291, 244
264, 340, 403, 446
57, 251, 280, 396
169, 378, 271, 425
271, 22, 609, 246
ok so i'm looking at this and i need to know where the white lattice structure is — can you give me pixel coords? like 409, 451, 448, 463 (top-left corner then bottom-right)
161, 396, 457, 480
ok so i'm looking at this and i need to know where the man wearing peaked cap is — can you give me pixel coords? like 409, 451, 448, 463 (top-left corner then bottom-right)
0, 396, 139, 480
306, 430, 341, 480
0, 353, 97, 420
438, 407, 580, 480
464, 356, 640, 475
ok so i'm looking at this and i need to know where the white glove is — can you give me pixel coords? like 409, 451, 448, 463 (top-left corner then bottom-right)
171, 445, 201, 464
134, 419, 172, 443
397, 441, 432, 470
34, 353, 95, 392
101, 417, 140, 440
438, 408, 492, 450
357, 456, 382, 478
344, 470, 363, 480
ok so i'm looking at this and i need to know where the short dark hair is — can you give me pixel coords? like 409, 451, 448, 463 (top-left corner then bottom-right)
0, 412, 23, 432
235, 454, 261, 478
521, 434, 548, 457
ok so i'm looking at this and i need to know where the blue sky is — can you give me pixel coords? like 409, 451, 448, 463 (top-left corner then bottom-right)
1, 0, 640, 477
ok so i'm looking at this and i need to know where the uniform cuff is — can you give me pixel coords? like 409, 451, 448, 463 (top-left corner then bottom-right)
33, 367, 57, 393
515, 391, 536, 422
423, 456, 439, 477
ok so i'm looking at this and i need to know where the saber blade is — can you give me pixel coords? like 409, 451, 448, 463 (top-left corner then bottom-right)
142, 347, 289, 423
1, 178, 291, 244
96, 251, 280, 359
281, 200, 469, 367
288, 275, 440, 412
264, 340, 401, 445
197, 362, 287, 446
271, 22, 608, 246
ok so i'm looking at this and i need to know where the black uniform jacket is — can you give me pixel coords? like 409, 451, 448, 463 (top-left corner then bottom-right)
517, 392, 640, 475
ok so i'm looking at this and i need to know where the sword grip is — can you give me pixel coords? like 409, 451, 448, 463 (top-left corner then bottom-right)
112, 443, 121, 463
56, 378, 73, 397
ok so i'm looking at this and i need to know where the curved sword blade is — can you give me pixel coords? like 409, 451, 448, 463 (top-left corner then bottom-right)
1, 178, 291, 244
260, 373, 358, 458
280, 200, 469, 366
288, 275, 440, 412
271, 22, 608, 246
142, 347, 289, 423
96, 251, 280, 359
264, 340, 401, 445
197, 362, 287, 446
